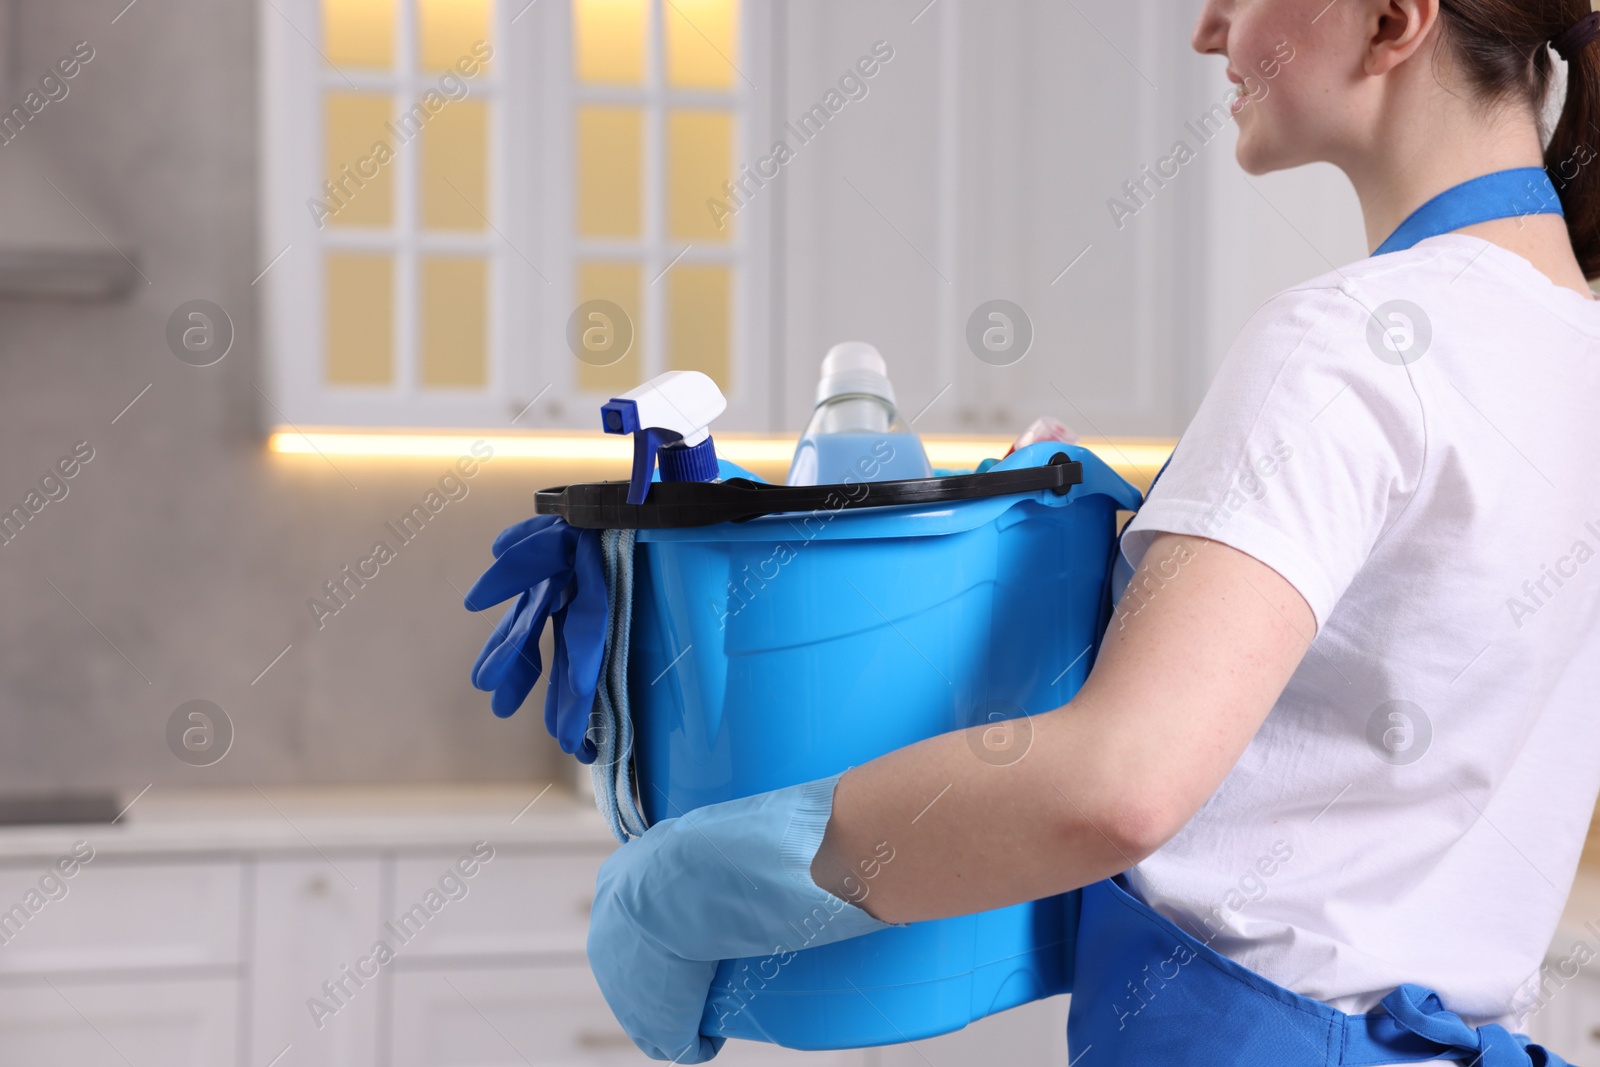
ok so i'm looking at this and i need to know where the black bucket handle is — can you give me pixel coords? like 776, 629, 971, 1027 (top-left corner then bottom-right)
535, 453, 1083, 530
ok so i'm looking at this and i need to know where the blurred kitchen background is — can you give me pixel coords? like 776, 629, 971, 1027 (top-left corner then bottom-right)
0, 0, 1370, 794
8, 1, 1597, 1066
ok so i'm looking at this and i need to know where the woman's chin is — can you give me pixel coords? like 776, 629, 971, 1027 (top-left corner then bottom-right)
1234, 134, 1286, 177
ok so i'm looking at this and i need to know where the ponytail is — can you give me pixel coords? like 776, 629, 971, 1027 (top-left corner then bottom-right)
1547, 10, 1600, 278
1439, 0, 1600, 279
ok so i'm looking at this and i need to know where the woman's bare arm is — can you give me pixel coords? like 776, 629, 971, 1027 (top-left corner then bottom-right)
811, 532, 1317, 924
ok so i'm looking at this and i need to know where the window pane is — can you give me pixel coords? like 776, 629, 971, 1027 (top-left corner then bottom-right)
421, 99, 488, 230
576, 106, 643, 239
323, 93, 395, 228
573, 0, 646, 86
325, 253, 394, 385
666, 109, 733, 242
324, 0, 396, 70
418, 0, 492, 72
420, 257, 488, 387
664, 0, 737, 90
576, 261, 641, 393
666, 263, 729, 384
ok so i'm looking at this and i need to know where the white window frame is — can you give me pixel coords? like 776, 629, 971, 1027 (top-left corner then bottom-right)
259, 0, 772, 433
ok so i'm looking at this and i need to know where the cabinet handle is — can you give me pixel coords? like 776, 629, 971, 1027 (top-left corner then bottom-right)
576, 1029, 634, 1050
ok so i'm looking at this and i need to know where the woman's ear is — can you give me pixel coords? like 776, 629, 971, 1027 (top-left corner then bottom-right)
1363, 0, 1442, 76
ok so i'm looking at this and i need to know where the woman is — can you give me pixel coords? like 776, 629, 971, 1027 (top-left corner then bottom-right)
586, 0, 1600, 1063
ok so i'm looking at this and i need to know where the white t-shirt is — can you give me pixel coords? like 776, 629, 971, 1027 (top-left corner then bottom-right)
1116, 234, 1600, 1033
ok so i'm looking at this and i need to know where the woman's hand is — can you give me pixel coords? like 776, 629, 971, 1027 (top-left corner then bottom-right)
587, 778, 891, 1061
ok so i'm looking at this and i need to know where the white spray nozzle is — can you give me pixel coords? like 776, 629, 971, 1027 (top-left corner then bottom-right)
601, 371, 728, 505
603, 370, 727, 445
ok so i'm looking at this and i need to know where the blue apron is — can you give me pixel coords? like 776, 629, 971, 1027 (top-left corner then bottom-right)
1077, 168, 1571, 1066
1068, 877, 1569, 1065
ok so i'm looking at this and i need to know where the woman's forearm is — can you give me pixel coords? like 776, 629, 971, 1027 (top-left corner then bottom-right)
809, 533, 1317, 925
809, 700, 1150, 925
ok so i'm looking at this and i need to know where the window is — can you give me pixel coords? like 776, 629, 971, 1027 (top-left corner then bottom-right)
261, 0, 768, 431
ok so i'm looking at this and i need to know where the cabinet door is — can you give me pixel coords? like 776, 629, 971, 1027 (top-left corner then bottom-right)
1525, 965, 1600, 1062
881, 995, 1069, 1067
392, 848, 611, 961
0, 976, 238, 1066
391, 964, 867, 1067
0, 857, 240, 975
250, 857, 385, 1067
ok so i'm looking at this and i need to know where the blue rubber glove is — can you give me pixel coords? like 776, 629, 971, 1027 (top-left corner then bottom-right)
587, 775, 893, 1062
464, 514, 608, 762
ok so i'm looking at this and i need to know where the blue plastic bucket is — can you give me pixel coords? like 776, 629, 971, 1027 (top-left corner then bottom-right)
621, 443, 1142, 1050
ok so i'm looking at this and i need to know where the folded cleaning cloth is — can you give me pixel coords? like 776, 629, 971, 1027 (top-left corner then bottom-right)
464, 514, 608, 764
590, 528, 649, 842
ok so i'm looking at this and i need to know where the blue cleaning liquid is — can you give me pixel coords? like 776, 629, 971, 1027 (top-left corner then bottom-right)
787, 431, 934, 486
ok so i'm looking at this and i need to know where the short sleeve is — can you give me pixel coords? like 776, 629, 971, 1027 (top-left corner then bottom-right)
1119, 283, 1426, 631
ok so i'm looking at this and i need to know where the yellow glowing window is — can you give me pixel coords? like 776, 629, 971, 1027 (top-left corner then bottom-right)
311, 1, 499, 400
576, 261, 642, 394
323, 93, 395, 228
663, 0, 737, 89
325, 253, 394, 385
324, 0, 396, 69
418, 0, 492, 71
577, 106, 644, 238
667, 264, 730, 383
569, 0, 742, 399
420, 257, 488, 387
667, 109, 733, 242
421, 99, 489, 230
270, 0, 761, 427
574, 0, 648, 85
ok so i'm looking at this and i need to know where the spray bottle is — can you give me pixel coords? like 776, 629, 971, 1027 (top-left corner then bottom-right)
602, 371, 728, 505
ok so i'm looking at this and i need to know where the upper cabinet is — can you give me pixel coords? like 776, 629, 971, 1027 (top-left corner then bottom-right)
260, 0, 1364, 439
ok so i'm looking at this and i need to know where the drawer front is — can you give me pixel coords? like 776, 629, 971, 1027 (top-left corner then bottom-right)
1525, 961, 1600, 1060
0, 855, 240, 974
391, 964, 865, 1067
392, 848, 610, 959
0, 976, 238, 1066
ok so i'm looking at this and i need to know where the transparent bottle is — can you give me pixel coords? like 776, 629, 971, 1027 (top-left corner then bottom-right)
787, 342, 935, 487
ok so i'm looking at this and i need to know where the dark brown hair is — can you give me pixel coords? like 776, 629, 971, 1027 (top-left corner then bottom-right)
1438, 0, 1600, 277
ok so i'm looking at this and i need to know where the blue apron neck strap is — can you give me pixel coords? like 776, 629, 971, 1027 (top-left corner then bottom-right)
1374, 167, 1563, 257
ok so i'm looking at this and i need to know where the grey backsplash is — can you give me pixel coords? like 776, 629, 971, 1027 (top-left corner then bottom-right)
0, 0, 563, 790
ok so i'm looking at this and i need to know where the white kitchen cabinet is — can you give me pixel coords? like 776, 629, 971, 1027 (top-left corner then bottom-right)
392, 849, 605, 960
0, 976, 239, 1066
0, 856, 240, 976
251, 857, 387, 1067
880, 997, 1070, 1067
391, 964, 642, 1067
49, 788, 1600, 1067
391, 964, 871, 1067
1524, 929, 1600, 1061
0, 810, 1065, 1067
1527, 977, 1600, 1059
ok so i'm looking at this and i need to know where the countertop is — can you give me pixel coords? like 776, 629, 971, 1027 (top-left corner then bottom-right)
7, 782, 1599, 944
0, 782, 615, 861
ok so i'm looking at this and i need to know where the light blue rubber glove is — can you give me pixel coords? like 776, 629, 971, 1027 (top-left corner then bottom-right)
586, 774, 893, 1062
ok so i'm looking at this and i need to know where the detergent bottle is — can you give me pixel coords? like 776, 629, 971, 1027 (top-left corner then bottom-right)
787, 342, 934, 486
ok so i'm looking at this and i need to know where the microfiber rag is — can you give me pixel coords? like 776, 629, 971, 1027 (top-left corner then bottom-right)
464, 514, 608, 763
589, 528, 649, 842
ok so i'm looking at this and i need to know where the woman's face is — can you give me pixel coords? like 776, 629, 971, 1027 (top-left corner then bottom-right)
1192, 0, 1363, 175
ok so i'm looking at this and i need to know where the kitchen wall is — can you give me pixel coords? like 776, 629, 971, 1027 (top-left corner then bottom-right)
0, 0, 569, 790
0, 0, 1363, 792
